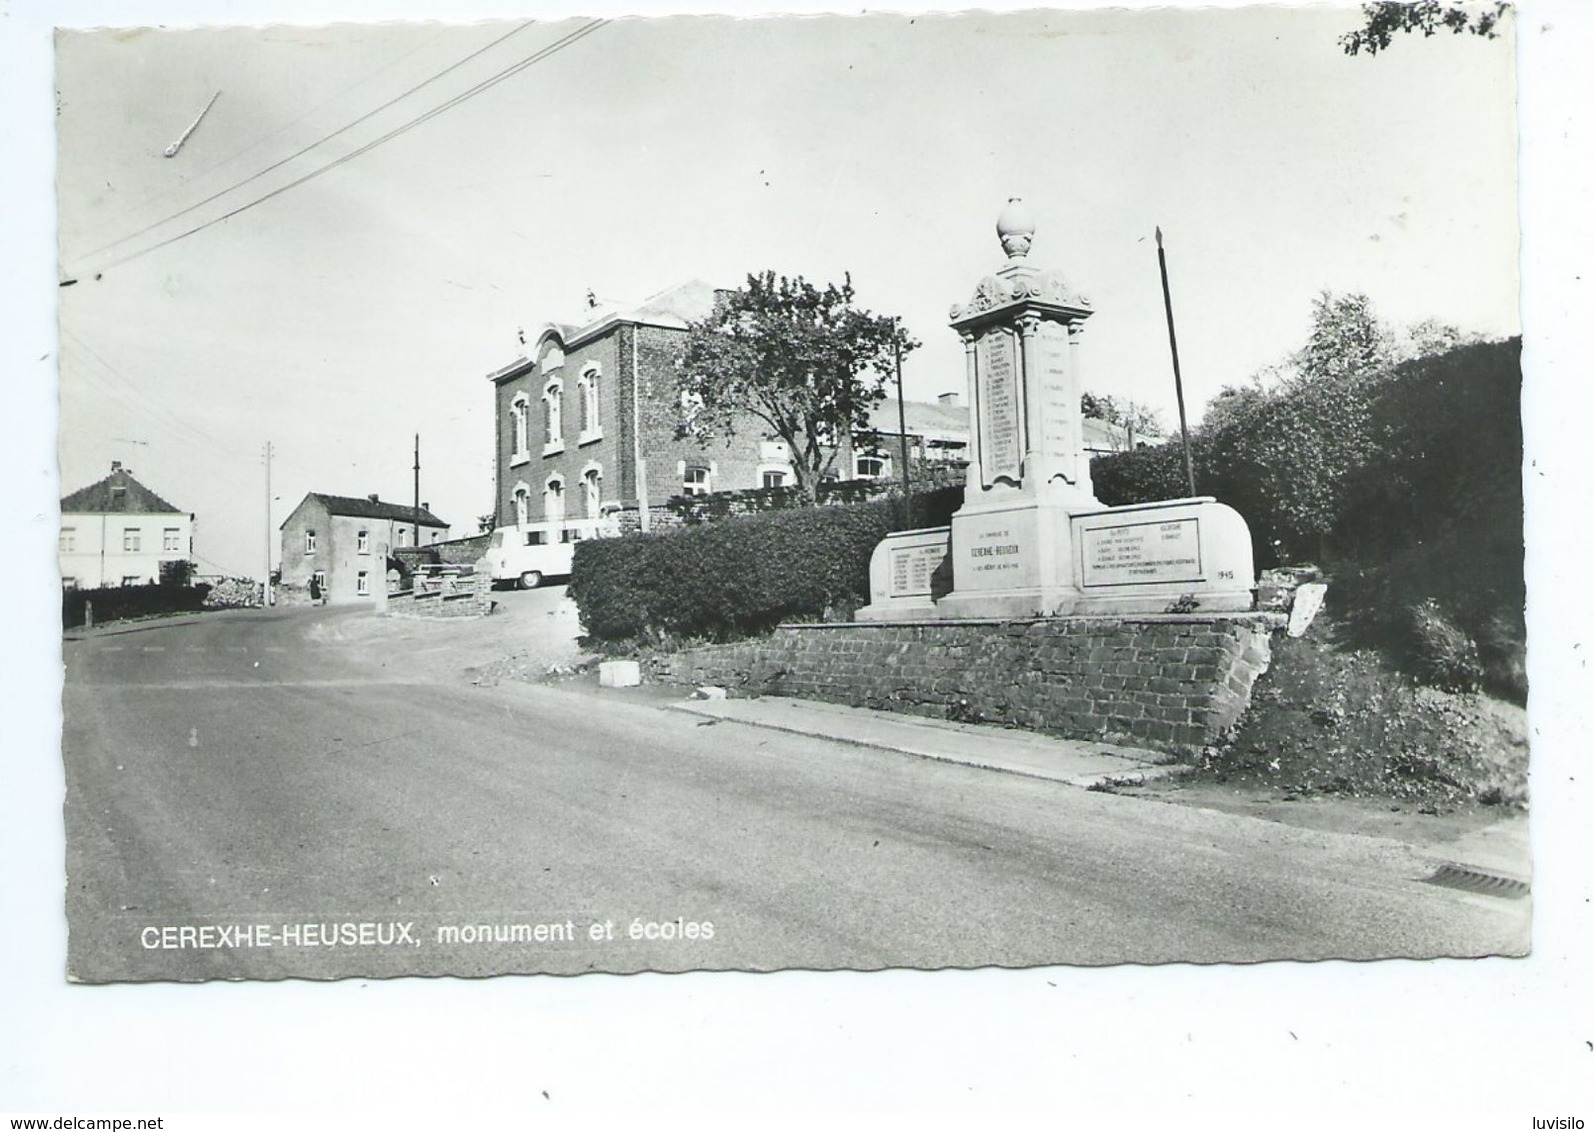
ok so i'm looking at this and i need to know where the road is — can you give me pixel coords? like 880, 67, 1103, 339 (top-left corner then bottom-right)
61, 598, 1528, 982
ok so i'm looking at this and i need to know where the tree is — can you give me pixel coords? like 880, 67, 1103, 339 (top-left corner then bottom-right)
1341, 1, 1510, 56
1198, 382, 1272, 437
1294, 291, 1398, 385
1080, 391, 1166, 450
676, 272, 915, 501
159, 559, 196, 587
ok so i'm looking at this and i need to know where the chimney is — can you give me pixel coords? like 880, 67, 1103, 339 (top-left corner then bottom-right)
110, 460, 122, 472
938, 392, 960, 407
422, 502, 430, 513
368, 493, 380, 503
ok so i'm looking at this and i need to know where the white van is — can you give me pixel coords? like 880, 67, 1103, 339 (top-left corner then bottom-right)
486, 518, 614, 589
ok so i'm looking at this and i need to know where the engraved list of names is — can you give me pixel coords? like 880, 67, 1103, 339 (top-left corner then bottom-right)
977, 329, 1022, 486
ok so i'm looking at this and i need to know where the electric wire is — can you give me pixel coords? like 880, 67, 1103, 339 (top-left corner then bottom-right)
89, 19, 607, 272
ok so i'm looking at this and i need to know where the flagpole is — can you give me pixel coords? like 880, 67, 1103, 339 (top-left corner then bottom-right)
1156, 226, 1198, 498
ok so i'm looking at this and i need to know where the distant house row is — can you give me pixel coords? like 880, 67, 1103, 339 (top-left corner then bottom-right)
486, 279, 1134, 531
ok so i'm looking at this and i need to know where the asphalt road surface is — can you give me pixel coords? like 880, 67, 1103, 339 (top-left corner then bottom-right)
62, 602, 1528, 982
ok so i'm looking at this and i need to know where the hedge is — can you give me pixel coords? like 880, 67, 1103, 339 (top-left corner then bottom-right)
570, 487, 964, 643
63, 583, 212, 630
1092, 338, 1522, 569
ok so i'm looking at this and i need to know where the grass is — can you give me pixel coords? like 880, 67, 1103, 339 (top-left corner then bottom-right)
1190, 612, 1528, 811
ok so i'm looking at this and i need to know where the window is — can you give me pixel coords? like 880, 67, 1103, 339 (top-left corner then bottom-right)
683, 465, 711, 496
121, 575, 141, 587
510, 393, 530, 464
430, 530, 440, 544
59, 528, 76, 553
582, 465, 602, 519
305, 529, 317, 554
312, 570, 326, 593
543, 379, 564, 453
109, 486, 127, 511
544, 476, 566, 523
397, 528, 409, 547
762, 470, 787, 488
61, 577, 78, 590
577, 367, 601, 442
513, 483, 531, 527
855, 454, 887, 480
163, 528, 181, 553
123, 528, 141, 552
357, 571, 370, 596
357, 529, 369, 554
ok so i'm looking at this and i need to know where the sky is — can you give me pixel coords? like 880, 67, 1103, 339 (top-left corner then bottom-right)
9, 0, 1594, 1117
50, 4, 1518, 578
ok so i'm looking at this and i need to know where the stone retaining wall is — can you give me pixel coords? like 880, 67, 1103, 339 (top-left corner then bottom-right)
648, 614, 1284, 756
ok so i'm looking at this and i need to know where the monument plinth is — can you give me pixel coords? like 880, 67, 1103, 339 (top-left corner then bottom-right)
855, 199, 1256, 623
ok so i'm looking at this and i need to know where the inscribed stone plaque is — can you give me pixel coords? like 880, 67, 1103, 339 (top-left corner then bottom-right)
1081, 517, 1204, 587
977, 328, 1022, 485
958, 513, 1040, 590
889, 541, 946, 598
1035, 325, 1076, 460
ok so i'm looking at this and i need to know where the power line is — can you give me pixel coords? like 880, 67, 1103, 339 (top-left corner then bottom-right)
75, 20, 536, 266
68, 27, 451, 256
91, 20, 607, 272
59, 327, 238, 457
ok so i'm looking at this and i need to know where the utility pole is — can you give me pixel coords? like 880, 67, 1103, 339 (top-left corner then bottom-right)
263, 440, 274, 606
893, 319, 912, 526
413, 434, 421, 548
1155, 226, 1198, 498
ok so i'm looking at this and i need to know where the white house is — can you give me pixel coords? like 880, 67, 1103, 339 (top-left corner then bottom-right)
59, 461, 194, 589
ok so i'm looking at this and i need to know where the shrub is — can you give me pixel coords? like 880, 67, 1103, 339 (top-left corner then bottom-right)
63, 582, 212, 630
1407, 599, 1484, 694
571, 497, 918, 642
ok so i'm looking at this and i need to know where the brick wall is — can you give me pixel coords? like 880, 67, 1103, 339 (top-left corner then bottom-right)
648, 614, 1284, 756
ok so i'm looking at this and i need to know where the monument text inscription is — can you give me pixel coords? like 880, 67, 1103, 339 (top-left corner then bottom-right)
1081, 518, 1205, 588
888, 542, 947, 599
978, 329, 1022, 485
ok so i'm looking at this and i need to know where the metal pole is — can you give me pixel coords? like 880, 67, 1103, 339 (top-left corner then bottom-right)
263, 440, 273, 606
413, 434, 421, 548
893, 320, 911, 526
1156, 227, 1198, 498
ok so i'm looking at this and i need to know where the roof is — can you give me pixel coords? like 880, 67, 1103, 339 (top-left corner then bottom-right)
303, 493, 448, 527
863, 399, 971, 443
862, 400, 1140, 451
488, 280, 721, 383
61, 466, 185, 515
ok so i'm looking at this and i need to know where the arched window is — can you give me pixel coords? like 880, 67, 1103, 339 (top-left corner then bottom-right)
581, 463, 603, 519
512, 482, 531, 527
510, 393, 530, 463
543, 378, 564, 453
577, 366, 602, 443
544, 475, 565, 523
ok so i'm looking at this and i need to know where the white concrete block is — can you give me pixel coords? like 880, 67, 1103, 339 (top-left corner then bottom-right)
598, 660, 641, 688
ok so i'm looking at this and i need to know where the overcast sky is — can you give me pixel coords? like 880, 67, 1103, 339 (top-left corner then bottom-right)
52, 5, 1517, 577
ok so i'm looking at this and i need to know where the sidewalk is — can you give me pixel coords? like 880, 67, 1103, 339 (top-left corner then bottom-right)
667, 694, 1179, 789
663, 691, 1532, 890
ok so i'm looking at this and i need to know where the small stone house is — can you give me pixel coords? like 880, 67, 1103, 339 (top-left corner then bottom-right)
279, 492, 449, 604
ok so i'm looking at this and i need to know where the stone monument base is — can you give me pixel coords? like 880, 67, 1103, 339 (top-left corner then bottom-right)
856, 496, 1257, 622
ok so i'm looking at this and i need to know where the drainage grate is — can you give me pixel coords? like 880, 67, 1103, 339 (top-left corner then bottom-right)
1423, 863, 1530, 900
